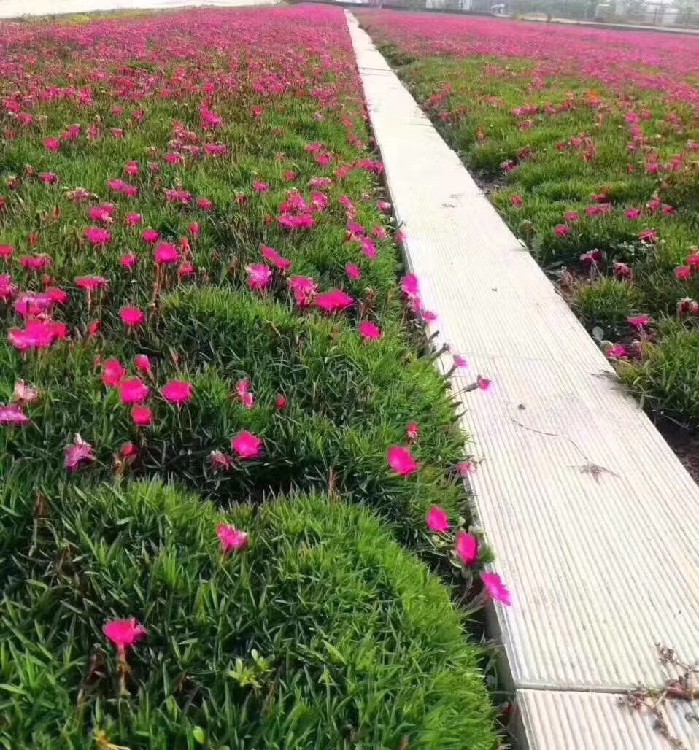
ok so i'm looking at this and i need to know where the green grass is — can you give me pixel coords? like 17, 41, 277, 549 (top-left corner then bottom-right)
0, 6, 499, 747
0, 480, 496, 750
358, 20, 699, 431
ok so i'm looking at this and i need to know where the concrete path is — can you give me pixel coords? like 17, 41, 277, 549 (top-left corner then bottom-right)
347, 12, 699, 750
0, 0, 276, 19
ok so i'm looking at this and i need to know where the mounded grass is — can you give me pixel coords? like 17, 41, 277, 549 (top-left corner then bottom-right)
0, 480, 496, 750
0, 6, 499, 747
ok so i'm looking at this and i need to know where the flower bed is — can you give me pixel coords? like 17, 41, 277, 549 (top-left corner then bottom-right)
358, 11, 699, 436
0, 6, 499, 747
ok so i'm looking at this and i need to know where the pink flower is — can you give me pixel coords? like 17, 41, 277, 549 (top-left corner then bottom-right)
0, 244, 15, 260
564, 211, 580, 222
120, 307, 146, 328
554, 224, 571, 238
453, 355, 468, 368
197, 197, 214, 211
261, 246, 292, 272
639, 229, 659, 243
102, 359, 126, 388
276, 394, 288, 411
189, 222, 201, 238
210, 450, 234, 472
84, 227, 112, 246
134, 354, 153, 377
477, 376, 492, 391
606, 344, 628, 359
8, 320, 65, 351
627, 314, 652, 329
231, 431, 264, 460
625, 208, 642, 220
120, 442, 139, 461
162, 380, 194, 405
103, 619, 148, 650
613, 262, 633, 280
119, 377, 150, 405
236, 379, 255, 409
13, 380, 39, 404
388, 445, 418, 477
21, 254, 52, 272
121, 253, 139, 270
253, 181, 269, 193
315, 290, 354, 314
154, 243, 180, 265
217, 524, 250, 553
358, 321, 382, 340
378, 200, 392, 212
457, 461, 476, 476
678, 298, 699, 317
346, 263, 362, 281
0, 404, 30, 426
247, 264, 273, 291
455, 531, 479, 565
76, 275, 109, 292
289, 276, 318, 307
675, 266, 692, 281
88, 320, 102, 338
482, 572, 512, 606
406, 422, 420, 441
44, 138, 61, 151
427, 505, 450, 533
65, 435, 95, 472
511, 195, 524, 207
142, 229, 160, 244
131, 405, 154, 427
401, 274, 420, 298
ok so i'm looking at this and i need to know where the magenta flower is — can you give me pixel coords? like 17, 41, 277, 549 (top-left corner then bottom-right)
20, 254, 52, 272
119, 377, 150, 405
236, 379, 255, 409
477, 376, 492, 391
44, 137, 61, 152
482, 572, 512, 606
76, 275, 109, 292
315, 290, 354, 314
134, 354, 153, 377
510, 195, 523, 207
65, 435, 96, 472
276, 394, 288, 411
161, 380, 194, 405
388, 446, 418, 477
121, 253, 139, 270
120, 307, 146, 328
0, 244, 15, 260
626, 208, 642, 220
84, 227, 112, 246
261, 246, 292, 272
142, 229, 160, 244
289, 276, 318, 307
427, 505, 450, 534
606, 344, 628, 359
627, 314, 652, 329
131, 405, 154, 427
453, 354, 468, 368
675, 266, 692, 281
639, 229, 659, 243
346, 263, 362, 280
210, 450, 234, 472
564, 211, 580, 222
457, 461, 476, 476
102, 359, 126, 388
401, 274, 420, 299
253, 181, 269, 193
358, 321, 382, 341
554, 224, 571, 239
103, 619, 148, 651
154, 243, 180, 265
406, 422, 420, 441
0, 404, 31, 426
231, 431, 264, 460
8, 320, 66, 352
247, 264, 273, 291
455, 531, 479, 565
217, 524, 250, 553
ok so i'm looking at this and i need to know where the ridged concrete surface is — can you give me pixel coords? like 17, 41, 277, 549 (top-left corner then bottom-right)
348, 11, 699, 747
0, 0, 277, 19
519, 690, 698, 749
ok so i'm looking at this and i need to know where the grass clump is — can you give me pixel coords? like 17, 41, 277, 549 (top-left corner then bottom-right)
0, 480, 496, 750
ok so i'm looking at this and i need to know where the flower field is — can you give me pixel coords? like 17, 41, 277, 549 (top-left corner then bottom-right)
0, 6, 503, 748
359, 12, 699, 440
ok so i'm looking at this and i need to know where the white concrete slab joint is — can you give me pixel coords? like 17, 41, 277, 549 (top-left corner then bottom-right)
346, 11, 699, 749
